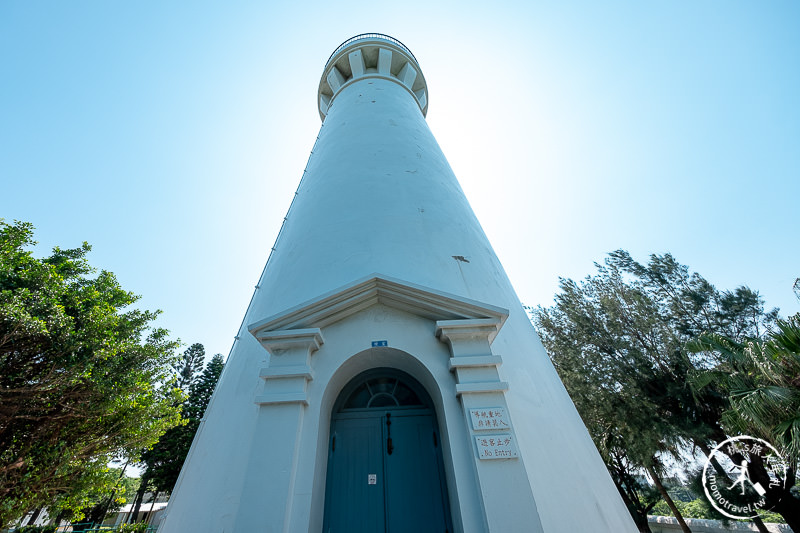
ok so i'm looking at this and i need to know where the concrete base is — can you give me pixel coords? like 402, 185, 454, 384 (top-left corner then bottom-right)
648, 516, 791, 533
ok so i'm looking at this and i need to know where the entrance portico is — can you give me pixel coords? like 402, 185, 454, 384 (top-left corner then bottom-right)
243, 274, 543, 533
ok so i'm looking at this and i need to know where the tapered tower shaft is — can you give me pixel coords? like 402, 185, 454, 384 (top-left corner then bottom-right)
250, 35, 489, 314
160, 34, 637, 533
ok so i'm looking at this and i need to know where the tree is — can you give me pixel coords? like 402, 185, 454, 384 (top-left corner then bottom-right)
69, 467, 139, 529
173, 343, 205, 393
139, 353, 224, 496
534, 250, 778, 532
689, 313, 800, 529
130, 353, 223, 522
0, 220, 184, 527
606, 451, 663, 532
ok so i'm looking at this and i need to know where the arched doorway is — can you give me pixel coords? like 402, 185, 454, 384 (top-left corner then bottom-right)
322, 368, 453, 533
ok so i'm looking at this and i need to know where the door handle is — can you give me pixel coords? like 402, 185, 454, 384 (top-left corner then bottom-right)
386, 413, 394, 455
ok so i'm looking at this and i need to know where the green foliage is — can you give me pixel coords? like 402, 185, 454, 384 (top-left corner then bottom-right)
185, 354, 224, 422
12, 525, 57, 533
688, 314, 800, 526
173, 343, 205, 393
115, 475, 141, 508
609, 459, 662, 531
0, 220, 184, 527
690, 315, 800, 464
757, 510, 788, 524
648, 476, 728, 522
140, 353, 224, 495
533, 250, 778, 528
651, 498, 715, 520
70, 468, 140, 526
535, 250, 775, 456
117, 522, 149, 533
651, 497, 786, 524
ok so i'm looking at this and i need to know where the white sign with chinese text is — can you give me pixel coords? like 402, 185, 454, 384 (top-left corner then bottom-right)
469, 408, 510, 431
475, 435, 518, 460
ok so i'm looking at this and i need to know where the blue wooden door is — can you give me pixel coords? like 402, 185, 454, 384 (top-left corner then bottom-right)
323, 417, 386, 532
324, 412, 451, 533
384, 414, 450, 532
323, 372, 452, 533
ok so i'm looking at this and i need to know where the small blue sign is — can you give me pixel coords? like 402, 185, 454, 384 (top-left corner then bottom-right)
371, 340, 388, 347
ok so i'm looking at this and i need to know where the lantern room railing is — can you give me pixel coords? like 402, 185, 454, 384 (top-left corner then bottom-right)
325, 33, 417, 67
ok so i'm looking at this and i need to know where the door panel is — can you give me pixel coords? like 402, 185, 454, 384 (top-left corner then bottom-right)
385, 415, 450, 533
323, 417, 385, 533
323, 369, 454, 533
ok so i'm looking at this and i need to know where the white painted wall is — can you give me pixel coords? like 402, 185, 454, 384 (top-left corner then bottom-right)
161, 36, 637, 533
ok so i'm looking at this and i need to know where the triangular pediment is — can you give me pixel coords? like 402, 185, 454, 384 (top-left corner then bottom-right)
248, 274, 508, 338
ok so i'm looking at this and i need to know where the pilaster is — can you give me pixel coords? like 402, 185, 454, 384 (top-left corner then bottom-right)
233, 329, 323, 531
252, 328, 323, 405
437, 319, 544, 533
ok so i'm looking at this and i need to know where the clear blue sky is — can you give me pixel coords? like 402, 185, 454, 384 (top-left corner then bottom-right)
2, 1, 798, 361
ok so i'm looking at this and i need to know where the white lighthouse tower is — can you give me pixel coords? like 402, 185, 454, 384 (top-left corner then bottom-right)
160, 34, 637, 533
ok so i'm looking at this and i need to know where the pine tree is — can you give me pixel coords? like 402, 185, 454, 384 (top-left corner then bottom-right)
173, 343, 206, 393
185, 354, 224, 423
139, 353, 224, 496
534, 250, 778, 532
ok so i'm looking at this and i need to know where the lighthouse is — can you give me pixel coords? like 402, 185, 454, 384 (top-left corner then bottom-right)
160, 34, 637, 533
